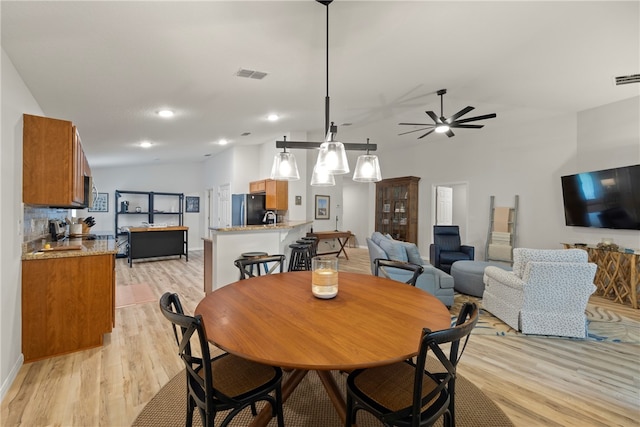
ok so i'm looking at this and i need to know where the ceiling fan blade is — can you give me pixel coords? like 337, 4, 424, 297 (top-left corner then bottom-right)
418, 129, 436, 139
455, 113, 497, 124
449, 123, 484, 129
447, 106, 474, 122
398, 122, 431, 126
398, 127, 433, 136
445, 129, 455, 138
425, 111, 440, 123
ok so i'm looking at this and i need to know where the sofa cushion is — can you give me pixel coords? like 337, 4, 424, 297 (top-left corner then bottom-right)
512, 248, 588, 278
378, 238, 409, 262
371, 231, 388, 246
392, 240, 423, 265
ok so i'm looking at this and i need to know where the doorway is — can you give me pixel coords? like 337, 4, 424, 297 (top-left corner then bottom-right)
431, 182, 469, 242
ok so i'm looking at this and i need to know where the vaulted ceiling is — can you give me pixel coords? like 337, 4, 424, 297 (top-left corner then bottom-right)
2, 1, 638, 168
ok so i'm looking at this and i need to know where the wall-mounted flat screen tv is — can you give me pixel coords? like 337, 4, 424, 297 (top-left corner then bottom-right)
561, 164, 640, 230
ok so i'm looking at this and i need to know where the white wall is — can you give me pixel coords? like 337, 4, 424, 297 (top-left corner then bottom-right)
0, 49, 45, 400
89, 162, 206, 249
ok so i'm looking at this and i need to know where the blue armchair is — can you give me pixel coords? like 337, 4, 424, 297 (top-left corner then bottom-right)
430, 225, 474, 274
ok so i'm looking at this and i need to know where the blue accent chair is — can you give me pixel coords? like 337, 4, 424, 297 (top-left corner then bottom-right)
430, 225, 474, 274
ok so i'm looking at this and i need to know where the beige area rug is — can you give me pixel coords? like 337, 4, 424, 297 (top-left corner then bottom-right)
133, 363, 514, 427
451, 294, 640, 344
116, 283, 156, 308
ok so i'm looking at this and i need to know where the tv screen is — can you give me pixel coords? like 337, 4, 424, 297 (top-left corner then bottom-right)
561, 164, 640, 230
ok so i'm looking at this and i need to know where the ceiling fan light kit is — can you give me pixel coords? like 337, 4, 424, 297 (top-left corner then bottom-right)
270, 0, 382, 186
398, 88, 497, 139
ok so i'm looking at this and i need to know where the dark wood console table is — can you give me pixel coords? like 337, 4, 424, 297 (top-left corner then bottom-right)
563, 243, 639, 309
307, 230, 353, 260
126, 226, 188, 267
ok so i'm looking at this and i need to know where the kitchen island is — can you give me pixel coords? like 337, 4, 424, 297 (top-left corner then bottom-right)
204, 221, 312, 292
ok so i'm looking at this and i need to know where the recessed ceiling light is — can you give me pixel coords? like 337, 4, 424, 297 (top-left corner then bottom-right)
218, 139, 229, 145
140, 141, 152, 148
267, 114, 279, 122
157, 109, 174, 118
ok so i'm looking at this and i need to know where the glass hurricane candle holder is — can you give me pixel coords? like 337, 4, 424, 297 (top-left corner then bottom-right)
312, 256, 338, 299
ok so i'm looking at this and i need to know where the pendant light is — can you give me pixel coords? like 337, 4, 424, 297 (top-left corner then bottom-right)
316, 123, 349, 175
271, 0, 382, 185
353, 138, 382, 182
270, 136, 300, 181
310, 163, 335, 186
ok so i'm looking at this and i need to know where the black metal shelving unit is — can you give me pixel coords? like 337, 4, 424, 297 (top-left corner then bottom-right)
114, 190, 184, 258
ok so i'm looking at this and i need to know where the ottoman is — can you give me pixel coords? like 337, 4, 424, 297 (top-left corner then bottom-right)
451, 260, 512, 297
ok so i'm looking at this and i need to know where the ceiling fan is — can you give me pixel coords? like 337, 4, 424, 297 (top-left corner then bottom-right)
398, 89, 497, 139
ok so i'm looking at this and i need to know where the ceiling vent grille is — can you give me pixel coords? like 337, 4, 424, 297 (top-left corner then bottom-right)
614, 74, 640, 85
235, 68, 268, 80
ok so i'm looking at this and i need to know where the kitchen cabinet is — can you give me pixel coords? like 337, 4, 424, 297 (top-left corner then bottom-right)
375, 176, 420, 243
22, 253, 115, 362
23, 113, 91, 208
249, 179, 288, 210
249, 180, 266, 194
266, 179, 288, 210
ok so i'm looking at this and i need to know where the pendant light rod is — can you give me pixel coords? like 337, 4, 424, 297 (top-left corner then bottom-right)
319, 0, 333, 136
276, 139, 377, 151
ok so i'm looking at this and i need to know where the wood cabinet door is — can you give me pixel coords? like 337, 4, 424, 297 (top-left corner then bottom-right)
22, 254, 115, 362
249, 180, 266, 193
265, 179, 288, 210
23, 114, 88, 207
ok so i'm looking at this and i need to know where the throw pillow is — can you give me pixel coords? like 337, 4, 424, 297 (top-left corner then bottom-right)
400, 242, 424, 265
371, 231, 388, 245
379, 238, 408, 262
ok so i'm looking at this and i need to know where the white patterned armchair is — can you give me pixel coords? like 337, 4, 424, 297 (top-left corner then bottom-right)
482, 248, 597, 338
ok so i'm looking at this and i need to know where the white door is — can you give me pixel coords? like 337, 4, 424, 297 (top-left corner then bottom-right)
218, 184, 231, 228
436, 186, 453, 225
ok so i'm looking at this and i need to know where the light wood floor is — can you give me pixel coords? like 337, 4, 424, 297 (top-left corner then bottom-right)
2, 249, 639, 426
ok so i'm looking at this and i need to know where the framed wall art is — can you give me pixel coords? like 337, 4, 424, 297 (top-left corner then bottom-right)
88, 192, 108, 212
185, 196, 200, 213
315, 195, 330, 220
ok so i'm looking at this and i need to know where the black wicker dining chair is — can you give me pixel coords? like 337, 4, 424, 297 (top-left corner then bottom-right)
345, 302, 479, 427
374, 258, 424, 287
159, 292, 285, 427
234, 254, 286, 279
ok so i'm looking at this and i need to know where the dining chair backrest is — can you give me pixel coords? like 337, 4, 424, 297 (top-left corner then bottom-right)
234, 254, 286, 279
159, 292, 286, 427
413, 301, 479, 426
345, 301, 479, 427
374, 258, 424, 286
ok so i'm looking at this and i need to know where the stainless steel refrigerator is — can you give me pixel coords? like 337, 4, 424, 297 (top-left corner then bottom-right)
231, 194, 266, 226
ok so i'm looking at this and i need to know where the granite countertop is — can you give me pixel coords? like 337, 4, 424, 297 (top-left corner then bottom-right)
22, 237, 118, 261
210, 220, 312, 233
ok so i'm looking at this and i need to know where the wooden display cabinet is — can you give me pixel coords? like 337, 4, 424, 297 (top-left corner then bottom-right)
375, 176, 420, 243
23, 113, 91, 208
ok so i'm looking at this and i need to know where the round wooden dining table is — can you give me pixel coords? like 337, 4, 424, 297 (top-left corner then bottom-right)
195, 271, 450, 426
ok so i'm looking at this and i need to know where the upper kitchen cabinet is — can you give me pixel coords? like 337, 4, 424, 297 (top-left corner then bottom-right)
249, 180, 266, 194
265, 179, 288, 211
23, 114, 91, 208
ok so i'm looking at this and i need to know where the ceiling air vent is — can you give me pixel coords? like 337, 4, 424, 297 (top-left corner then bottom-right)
235, 68, 268, 80
614, 74, 640, 85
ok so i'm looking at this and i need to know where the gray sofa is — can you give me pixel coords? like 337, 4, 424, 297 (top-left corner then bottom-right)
366, 233, 455, 307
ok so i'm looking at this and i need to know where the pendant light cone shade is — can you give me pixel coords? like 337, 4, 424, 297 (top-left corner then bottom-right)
316, 141, 349, 175
310, 163, 335, 186
353, 154, 382, 182
270, 150, 300, 181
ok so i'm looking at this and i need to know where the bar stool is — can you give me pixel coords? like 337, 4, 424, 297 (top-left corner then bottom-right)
299, 237, 318, 258
288, 243, 312, 271
237, 251, 269, 277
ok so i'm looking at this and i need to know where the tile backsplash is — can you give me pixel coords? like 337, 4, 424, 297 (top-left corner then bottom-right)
23, 205, 69, 243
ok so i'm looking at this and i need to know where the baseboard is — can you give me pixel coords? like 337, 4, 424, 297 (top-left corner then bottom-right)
0, 352, 24, 402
